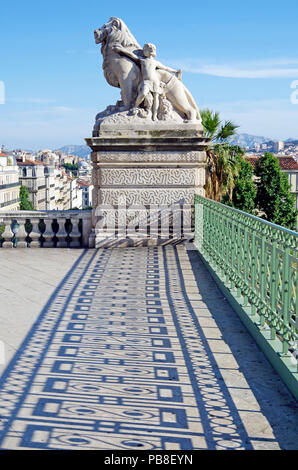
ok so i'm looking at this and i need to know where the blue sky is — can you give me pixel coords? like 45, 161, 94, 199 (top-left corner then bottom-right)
0, 0, 298, 150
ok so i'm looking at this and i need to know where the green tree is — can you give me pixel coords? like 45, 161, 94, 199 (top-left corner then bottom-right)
19, 185, 34, 211
201, 109, 240, 202
62, 163, 78, 176
230, 157, 257, 214
254, 152, 297, 229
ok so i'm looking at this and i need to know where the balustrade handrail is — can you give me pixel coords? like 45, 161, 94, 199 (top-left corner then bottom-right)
0, 209, 92, 248
0, 209, 92, 217
194, 194, 298, 372
195, 194, 298, 238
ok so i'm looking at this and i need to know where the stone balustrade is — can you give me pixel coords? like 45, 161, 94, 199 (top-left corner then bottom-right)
0, 210, 92, 248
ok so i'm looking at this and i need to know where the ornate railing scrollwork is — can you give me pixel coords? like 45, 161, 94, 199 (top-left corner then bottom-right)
194, 195, 298, 375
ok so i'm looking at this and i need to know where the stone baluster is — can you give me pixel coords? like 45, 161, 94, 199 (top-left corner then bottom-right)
69, 218, 81, 248
1, 219, 14, 248
42, 218, 55, 248
16, 218, 29, 248
182, 204, 193, 241
29, 219, 41, 248
149, 206, 159, 242
56, 218, 68, 248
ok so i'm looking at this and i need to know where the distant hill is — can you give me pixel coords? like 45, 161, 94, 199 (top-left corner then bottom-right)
57, 135, 272, 156
55, 145, 91, 159
226, 133, 271, 148
55, 134, 298, 156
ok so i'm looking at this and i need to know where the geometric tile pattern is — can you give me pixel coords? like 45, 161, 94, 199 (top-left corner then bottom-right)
0, 247, 272, 449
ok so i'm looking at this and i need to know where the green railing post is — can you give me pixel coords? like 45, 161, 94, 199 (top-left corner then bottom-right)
250, 230, 257, 316
269, 238, 277, 340
281, 245, 291, 356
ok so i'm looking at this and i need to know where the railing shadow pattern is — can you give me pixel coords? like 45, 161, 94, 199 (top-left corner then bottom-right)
0, 247, 295, 449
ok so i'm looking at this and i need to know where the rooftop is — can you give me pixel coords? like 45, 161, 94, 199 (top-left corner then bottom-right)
77, 180, 91, 187
246, 155, 298, 170
17, 159, 46, 166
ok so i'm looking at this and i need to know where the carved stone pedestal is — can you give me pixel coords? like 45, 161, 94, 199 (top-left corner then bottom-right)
86, 121, 208, 247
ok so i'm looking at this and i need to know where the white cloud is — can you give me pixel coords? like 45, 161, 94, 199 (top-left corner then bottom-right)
173, 58, 298, 79
0, 105, 97, 150
7, 97, 53, 104
205, 98, 290, 111
204, 98, 298, 140
189, 66, 298, 79
50, 106, 76, 114
0, 81, 5, 104
225, 108, 298, 140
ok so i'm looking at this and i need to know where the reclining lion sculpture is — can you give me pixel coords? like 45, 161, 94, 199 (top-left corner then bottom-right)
94, 17, 201, 122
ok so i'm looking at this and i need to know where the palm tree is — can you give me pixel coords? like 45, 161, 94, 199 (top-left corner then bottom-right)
201, 109, 239, 142
201, 109, 240, 202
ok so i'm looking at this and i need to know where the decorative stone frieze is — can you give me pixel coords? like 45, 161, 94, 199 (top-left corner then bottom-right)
98, 167, 205, 187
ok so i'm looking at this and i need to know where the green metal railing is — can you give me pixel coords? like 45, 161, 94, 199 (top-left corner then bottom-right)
194, 195, 298, 398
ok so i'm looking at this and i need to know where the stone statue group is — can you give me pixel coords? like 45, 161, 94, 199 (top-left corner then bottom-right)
94, 17, 201, 122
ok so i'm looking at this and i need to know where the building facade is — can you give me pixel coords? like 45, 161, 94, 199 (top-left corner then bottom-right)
77, 180, 93, 208
53, 168, 83, 210
17, 158, 55, 210
0, 153, 21, 211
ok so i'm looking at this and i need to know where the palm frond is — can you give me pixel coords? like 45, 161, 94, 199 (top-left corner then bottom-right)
216, 120, 239, 141
201, 109, 221, 139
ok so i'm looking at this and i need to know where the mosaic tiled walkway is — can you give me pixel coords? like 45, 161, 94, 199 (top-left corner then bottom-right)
0, 247, 297, 450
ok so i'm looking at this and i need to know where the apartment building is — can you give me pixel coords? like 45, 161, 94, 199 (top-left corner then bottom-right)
0, 152, 20, 211
77, 180, 93, 208
69, 177, 83, 209
17, 158, 55, 210
53, 167, 84, 210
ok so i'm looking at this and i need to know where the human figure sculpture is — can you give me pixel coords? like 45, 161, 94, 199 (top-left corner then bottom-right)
94, 17, 201, 122
113, 42, 182, 121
